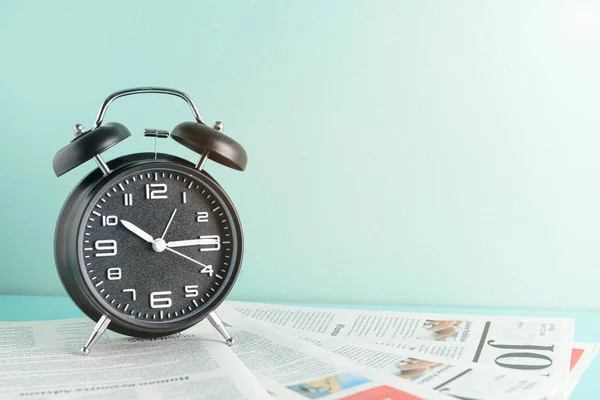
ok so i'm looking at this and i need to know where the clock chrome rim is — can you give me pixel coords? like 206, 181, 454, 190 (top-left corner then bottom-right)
55, 153, 243, 337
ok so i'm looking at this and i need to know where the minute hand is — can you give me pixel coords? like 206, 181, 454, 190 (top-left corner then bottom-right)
167, 238, 219, 248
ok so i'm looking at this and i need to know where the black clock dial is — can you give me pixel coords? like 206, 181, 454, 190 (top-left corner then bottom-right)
77, 164, 241, 325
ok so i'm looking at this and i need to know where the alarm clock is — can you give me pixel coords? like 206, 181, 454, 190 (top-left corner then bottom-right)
52, 87, 247, 355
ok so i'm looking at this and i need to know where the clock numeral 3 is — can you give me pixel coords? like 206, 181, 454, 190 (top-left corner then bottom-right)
184, 285, 199, 297
150, 291, 172, 309
106, 268, 122, 280
146, 183, 168, 200
200, 235, 220, 252
95, 240, 117, 257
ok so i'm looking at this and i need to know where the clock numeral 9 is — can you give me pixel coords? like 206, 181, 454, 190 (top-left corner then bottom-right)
102, 215, 118, 226
95, 240, 117, 257
106, 268, 121, 280
150, 291, 172, 309
196, 212, 209, 222
185, 285, 199, 297
146, 183, 168, 200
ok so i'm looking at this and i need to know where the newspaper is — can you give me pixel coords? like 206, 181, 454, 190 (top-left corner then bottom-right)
0, 315, 447, 400
218, 306, 558, 399
0, 318, 270, 400
567, 342, 599, 396
191, 306, 450, 400
319, 337, 558, 399
0, 304, 593, 400
227, 301, 575, 399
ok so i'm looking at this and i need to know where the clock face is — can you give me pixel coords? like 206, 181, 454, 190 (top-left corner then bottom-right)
77, 164, 241, 326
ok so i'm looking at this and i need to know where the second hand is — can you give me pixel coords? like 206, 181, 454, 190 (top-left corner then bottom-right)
165, 246, 212, 269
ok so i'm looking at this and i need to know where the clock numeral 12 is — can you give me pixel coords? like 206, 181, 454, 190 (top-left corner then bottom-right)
146, 183, 168, 199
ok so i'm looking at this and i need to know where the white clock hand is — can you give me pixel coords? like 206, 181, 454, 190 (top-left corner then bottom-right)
120, 220, 154, 243
166, 238, 219, 248
164, 246, 212, 269
160, 209, 177, 239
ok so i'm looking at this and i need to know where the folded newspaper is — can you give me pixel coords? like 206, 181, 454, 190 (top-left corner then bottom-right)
0, 301, 596, 399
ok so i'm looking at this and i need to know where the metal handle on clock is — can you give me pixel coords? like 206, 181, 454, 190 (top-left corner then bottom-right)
91, 87, 206, 131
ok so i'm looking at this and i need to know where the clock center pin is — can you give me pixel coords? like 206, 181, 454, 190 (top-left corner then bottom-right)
152, 238, 167, 253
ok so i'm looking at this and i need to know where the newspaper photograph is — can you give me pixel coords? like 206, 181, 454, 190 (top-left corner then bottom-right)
0, 318, 270, 400
227, 301, 574, 399
192, 306, 450, 400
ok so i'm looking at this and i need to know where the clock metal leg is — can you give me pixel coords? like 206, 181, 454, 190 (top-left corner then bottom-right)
81, 315, 111, 355
207, 311, 234, 346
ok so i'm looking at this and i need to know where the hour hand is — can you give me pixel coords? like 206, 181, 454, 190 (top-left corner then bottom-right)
121, 220, 154, 243
166, 238, 219, 248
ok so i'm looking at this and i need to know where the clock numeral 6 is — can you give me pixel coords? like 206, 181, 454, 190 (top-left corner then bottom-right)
150, 291, 172, 309
102, 215, 118, 226
185, 285, 199, 297
146, 183, 168, 200
94, 240, 117, 257
106, 268, 121, 280
196, 212, 209, 223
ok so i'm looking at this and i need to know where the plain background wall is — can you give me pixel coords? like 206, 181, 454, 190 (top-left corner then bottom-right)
1, 1, 599, 310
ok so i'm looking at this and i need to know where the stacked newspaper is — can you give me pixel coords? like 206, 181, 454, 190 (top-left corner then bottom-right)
224, 301, 598, 399
0, 301, 597, 399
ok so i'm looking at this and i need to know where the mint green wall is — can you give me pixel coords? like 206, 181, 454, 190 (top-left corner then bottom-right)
1, 1, 599, 309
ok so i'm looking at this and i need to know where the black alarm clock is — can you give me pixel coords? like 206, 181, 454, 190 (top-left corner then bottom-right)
52, 87, 247, 355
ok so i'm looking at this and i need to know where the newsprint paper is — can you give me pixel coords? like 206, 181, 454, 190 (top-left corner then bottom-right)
214, 306, 560, 400
0, 318, 270, 400
0, 303, 594, 400
0, 315, 447, 400
194, 306, 450, 399
318, 337, 558, 399
227, 301, 576, 400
